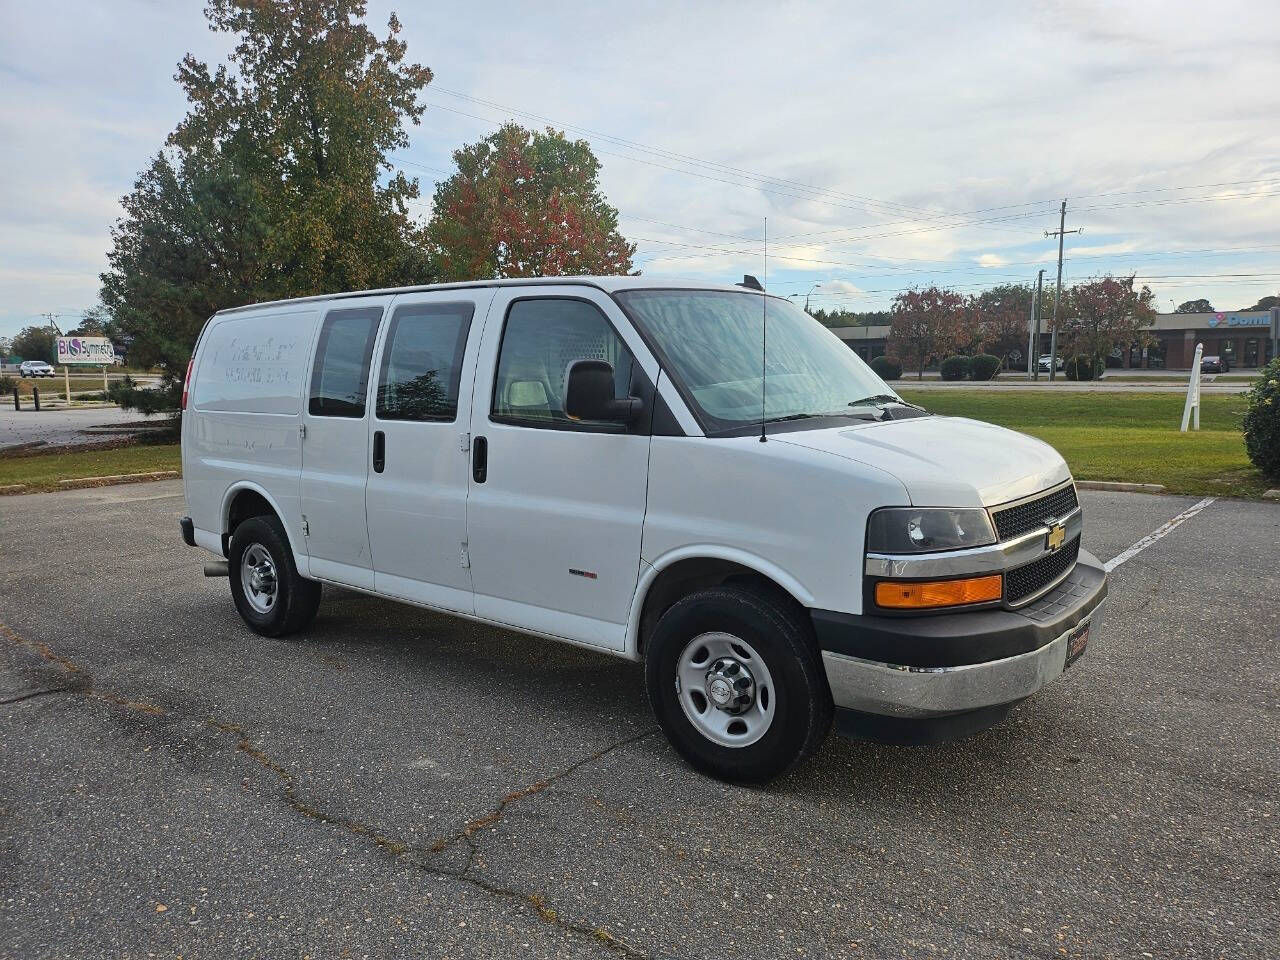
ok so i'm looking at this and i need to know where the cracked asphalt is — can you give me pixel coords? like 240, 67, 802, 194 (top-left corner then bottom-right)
1, 481, 1277, 959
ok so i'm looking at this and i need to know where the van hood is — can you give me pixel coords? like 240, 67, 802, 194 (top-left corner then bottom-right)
773, 416, 1071, 508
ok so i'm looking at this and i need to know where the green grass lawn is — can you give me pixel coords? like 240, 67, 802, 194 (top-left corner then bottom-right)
0, 393, 1270, 498
898, 390, 1268, 498
0, 443, 181, 493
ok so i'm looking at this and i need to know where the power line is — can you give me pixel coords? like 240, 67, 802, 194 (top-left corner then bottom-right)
418, 98, 1042, 239
428, 86, 959, 222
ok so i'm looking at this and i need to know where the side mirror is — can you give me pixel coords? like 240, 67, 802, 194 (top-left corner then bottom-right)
564, 359, 643, 424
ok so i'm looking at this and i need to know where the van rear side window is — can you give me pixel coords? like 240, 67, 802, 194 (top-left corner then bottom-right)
191, 311, 316, 415
376, 302, 473, 422
309, 307, 383, 417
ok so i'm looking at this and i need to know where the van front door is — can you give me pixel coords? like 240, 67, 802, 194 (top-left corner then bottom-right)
466, 288, 656, 651
364, 289, 494, 613
299, 301, 388, 589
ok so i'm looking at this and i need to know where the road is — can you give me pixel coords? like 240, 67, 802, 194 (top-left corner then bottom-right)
2, 483, 1277, 958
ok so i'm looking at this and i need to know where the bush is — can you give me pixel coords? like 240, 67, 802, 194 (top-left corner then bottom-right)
969, 354, 1002, 381
870, 355, 902, 380
1243, 359, 1280, 480
939, 355, 971, 381
1063, 355, 1099, 381
108, 374, 182, 432
0, 374, 14, 395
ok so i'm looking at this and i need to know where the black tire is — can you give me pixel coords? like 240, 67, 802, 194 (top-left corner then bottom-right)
645, 585, 833, 784
227, 514, 321, 637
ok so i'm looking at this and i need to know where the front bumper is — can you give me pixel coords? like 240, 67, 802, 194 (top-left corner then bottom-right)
814, 549, 1107, 719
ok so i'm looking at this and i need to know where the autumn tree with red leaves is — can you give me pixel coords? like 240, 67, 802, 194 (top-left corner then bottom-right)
966, 283, 1035, 365
1060, 275, 1158, 367
427, 123, 635, 280
888, 286, 968, 379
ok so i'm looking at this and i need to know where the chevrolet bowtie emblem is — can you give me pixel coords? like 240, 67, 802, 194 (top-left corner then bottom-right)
1046, 521, 1067, 552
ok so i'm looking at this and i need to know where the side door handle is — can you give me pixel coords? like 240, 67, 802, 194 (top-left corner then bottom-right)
372, 430, 385, 473
472, 435, 487, 483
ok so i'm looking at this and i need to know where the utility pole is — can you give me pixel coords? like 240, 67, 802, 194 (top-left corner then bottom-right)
1044, 201, 1082, 382
1028, 269, 1045, 380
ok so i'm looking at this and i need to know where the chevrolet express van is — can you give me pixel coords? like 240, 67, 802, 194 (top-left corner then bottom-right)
180, 277, 1107, 782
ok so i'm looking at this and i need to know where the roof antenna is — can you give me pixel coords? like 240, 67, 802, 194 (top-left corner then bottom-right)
759, 217, 768, 443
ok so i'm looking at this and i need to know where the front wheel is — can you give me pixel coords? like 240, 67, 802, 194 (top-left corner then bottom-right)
228, 515, 321, 637
645, 585, 833, 784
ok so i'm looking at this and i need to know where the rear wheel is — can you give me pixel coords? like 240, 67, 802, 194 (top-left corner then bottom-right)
228, 515, 321, 637
645, 585, 833, 784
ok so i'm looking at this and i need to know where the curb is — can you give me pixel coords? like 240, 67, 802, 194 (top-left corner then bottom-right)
57, 470, 179, 491
0, 484, 28, 496
1265, 489, 1280, 500
1075, 481, 1167, 494
0, 441, 48, 458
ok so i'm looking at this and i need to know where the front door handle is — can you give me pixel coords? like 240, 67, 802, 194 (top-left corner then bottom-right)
472, 435, 487, 483
372, 430, 385, 473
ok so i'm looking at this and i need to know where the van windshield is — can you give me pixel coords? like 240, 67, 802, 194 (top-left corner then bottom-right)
615, 289, 897, 433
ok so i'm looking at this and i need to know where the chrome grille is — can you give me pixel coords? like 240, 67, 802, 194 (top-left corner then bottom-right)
1006, 536, 1080, 604
991, 484, 1079, 542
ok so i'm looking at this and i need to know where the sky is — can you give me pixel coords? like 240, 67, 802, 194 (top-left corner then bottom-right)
2, 0, 1279, 341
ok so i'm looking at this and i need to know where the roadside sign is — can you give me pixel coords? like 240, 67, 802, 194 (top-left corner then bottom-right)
1181, 343, 1202, 432
56, 336, 115, 365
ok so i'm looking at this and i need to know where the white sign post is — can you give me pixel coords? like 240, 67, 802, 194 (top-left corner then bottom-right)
56, 336, 116, 403
1181, 342, 1203, 432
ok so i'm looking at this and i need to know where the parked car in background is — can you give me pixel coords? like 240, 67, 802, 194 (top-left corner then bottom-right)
19, 360, 55, 377
1201, 355, 1229, 373
1037, 354, 1064, 372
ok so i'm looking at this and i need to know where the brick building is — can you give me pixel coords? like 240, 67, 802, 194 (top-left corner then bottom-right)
831, 308, 1280, 371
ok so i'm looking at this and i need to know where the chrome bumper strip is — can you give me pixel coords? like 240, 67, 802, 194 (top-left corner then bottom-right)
822, 602, 1103, 718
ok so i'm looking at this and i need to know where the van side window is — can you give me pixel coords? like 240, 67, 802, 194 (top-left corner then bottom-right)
376, 302, 474, 422
492, 298, 634, 426
308, 307, 382, 417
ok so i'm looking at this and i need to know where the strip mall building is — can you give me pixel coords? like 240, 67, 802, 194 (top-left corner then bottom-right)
833, 309, 1280, 370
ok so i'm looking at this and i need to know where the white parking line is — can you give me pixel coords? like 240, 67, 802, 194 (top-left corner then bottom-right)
1104, 497, 1217, 572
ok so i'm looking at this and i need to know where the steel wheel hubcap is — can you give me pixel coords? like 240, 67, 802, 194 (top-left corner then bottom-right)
240, 543, 278, 615
675, 632, 776, 748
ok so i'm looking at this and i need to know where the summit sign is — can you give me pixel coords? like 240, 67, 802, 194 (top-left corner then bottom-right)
56, 336, 116, 365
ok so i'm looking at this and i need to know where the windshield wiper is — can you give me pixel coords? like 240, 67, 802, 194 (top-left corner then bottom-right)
846, 394, 902, 407
761, 413, 818, 424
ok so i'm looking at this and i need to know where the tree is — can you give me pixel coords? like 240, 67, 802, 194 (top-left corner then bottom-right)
11, 325, 57, 364
1059, 275, 1157, 367
1241, 295, 1279, 312
427, 123, 635, 280
887, 286, 967, 379
100, 0, 433, 389
966, 284, 1033, 364
1173, 298, 1214, 314
65, 307, 109, 337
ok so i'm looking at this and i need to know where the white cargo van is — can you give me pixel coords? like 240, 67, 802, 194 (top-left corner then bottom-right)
180, 277, 1106, 782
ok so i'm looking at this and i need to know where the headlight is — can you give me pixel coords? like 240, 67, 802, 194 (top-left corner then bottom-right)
866, 507, 996, 554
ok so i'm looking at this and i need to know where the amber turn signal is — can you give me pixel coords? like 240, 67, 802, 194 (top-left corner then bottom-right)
874, 574, 1003, 609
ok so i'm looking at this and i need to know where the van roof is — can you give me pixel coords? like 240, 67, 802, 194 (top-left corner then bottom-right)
212, 275, 768, 317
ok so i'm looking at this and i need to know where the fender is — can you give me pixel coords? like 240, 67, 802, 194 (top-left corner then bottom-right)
217, 481, 308, 566
624, 544, 817, 658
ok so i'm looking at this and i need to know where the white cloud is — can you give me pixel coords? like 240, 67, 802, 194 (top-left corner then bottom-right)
3, 0, 1280, 334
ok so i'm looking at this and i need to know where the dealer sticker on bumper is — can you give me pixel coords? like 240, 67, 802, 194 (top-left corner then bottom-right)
1064, 620, 1091, 671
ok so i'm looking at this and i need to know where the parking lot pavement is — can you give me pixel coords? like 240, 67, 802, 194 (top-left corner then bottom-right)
0, 405, 153, 449
2, 483, 1277, 958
